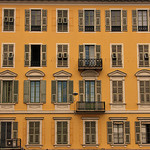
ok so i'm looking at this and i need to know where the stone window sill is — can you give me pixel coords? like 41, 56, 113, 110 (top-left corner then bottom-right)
137, 103, 150, 105
25, 144, 43, 148
0, 103, 15, 105
26, 103, 44, 105
139, 144, 150, 147
110, 103, 126, 105
54, 144, 71, 147
82, 144, 99, 147
54, 103, 71, 105
111, 144, 127, 147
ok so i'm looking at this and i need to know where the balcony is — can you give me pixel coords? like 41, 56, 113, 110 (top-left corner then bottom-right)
78, 58, 102, 70
76, 101, 105, 113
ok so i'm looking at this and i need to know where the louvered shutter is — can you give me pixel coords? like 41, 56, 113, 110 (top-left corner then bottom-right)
96, 80, 101, 102
3, 44, 8, 67
96, 45, 101, 59
63, 122, 68, 144
118, 81, 123, 103
57, 122, 62, 144
96, 10, 101, 32
51, 80, 57, 103
78, 10, 83, 32
40, 80, 46, 103
135, 121, 141, 144
79, 45, 84, 67
107, 121, 112, 144
68, 80, 73, 103
91, 122, 96, 144
24, 44, 30, 67
117, 45, 122, 67
105, 10, 111, 32
122, 10, 127, 32
13, 122, 18, 139
112, 81, 117, 103
125, 121, 130, 144
149, 10, 150, 32
13, 80, 18, 103
79, 80, 84, 102
42, 9, 47, 31
0, 81, 1, 103
85, 122, 90, 144
62, 45, 68, 67
42, 45, 47, 67
24, 80, 30, 103
8, 44, 14, 67
25, 9, 30, 31
140, 81, 145, 103
146, 81, 150, 103
132, 10, 137, 32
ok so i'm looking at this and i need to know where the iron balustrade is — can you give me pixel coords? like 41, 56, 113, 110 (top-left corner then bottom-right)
138, 26, 148, 31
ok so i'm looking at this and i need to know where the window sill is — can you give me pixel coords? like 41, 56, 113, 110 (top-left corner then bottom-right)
82, 144, 99, 148
54, 144, 71, 147
54, 103, 70, 111
139, 144, 150, 147
27, 103, 43, 111
54, 103, 71, 105
0, 103, 15, 105
25, 144, 43, 148
137, 103, 150, 105
26, 103, 44, 105
111, 144, 127, 147
110, 103, 126, 105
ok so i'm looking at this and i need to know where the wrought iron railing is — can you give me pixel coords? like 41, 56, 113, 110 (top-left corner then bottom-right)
31, 61, 40, 67
138, 26, 148, 31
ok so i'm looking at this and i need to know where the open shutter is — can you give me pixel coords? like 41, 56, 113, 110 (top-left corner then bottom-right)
13, 80, 18, 103
96, 80, 101, 102
149, 10, 150, 32
132, 10, 137, 32
122, 10, 127, 32
42, 9, 47, 31
13, 122, 18, 139
24, 80, 30, 103
78, 10, 83, 32
125, 121, 130, 144
96, 10, 101, 32
96, 45, 101, 59
0, 81, 1, 103
105, 10, 111, 32
24, 44, 30, 67
51, 80, 57, 103
135, 121, 141, 144
107, 121, 112, 144
79, 45, 84, 59
79, 80, 84, 102
68, 80, 73, 103
42, 45, 47, 67
25, 9, 30, 31
40, 80, 46, 103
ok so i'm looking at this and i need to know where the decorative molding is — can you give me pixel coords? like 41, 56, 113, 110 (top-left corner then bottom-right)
137, 117, 150, 120
53, 117, 72, 120
82, 117, 99, 120
109, 117, 127, 120
81, 70, 99, 77
53, 144, 71, 147
0, 70, 17, 77
108, 70, 127, 77
0, 117, 16, 120
25, 117, 44, 120
27, 104, 43, 110
135, 69, 150, 77
0, 104, 15, 110
54, 103, 70, 110
53, 70, 72, 77
25, 69, 45, 77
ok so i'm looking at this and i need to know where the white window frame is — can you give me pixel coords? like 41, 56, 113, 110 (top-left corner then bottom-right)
56, 8, 69, 33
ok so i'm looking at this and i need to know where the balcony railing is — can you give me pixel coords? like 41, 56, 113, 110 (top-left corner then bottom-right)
78, 58, 102, 70
138, 26, 148, 31
76, 101, 105, 113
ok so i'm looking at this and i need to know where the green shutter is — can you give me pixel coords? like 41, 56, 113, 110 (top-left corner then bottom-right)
135, 121, 141, 144
96, 10, 101, 32
122, 10, 127, 32
13, 80, 18, 103
78, 10, 83, 32
96, 80, 101, 102
132, 10, 137, 32
25, 9, 30, 31
13, 122, 18, 139
0, 81, 1, 103
79, 80, 84, 102
105, 10, 111, 32
24, 44, 30, 67
68, 80, 73, 103
57, 122, 62, 144
40, 80, 46, 103
79, 45, 84, 59
42, 9, 47, 31
42, 45, 47, 67
107, 121, 112, 144
125, 121, 130, 144
96, 45, 101, 59
63, 122, 68, 144
51, 80, 57, 103
24, 80, 30, 103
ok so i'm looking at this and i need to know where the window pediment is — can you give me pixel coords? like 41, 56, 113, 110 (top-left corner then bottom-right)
25, 70, 45, 77
108, 70, 126, 77
0, 70, 17, 77
53, 70, 72, 77
135, 69, 150, 77
81, 70, 99, 77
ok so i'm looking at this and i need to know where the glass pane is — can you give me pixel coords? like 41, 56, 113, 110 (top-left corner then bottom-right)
111, 10, 121, 26
85, 10, 94, 26
35, 81, 40, 103
62, 82, 67, 102
58, 82, 62, 102
85, 81, 90, 102
90, 81, 95, 102
31, 10, 41, 26
30, 82, 34, 103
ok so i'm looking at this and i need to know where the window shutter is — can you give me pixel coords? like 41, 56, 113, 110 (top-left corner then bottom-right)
122, 10, 127, 32
132, 10, 137, 32
0, 81, 1, 103
96, 45, 101, 59
8, 44, 14, 67
25, 9, 30, 31
118, 81, 123, 103
42, 9, 47, 31
107, 121, 112, 144
13, 122, 18, 139
42, 45, 47, 67
63, 122, 68, 144
13, 80, 18, 103
105, 10, 111, 32
79, 80, 84, 102
24, 44, 30, 67
24, 80, 30, 103
149, 10, 150, 32
96, 10, 101, 32
78, 10, 83, 32
68, 80, 73, 103
96, 80, 101, 102
3, 44, 8, 67
51, 80, 57, 103
125, 121, 130, 144
79, 45, 84, 59
140, 81, 145, 103
57, 122, 62, 144
40, 80, 46, 103
135, 121, 141, 144
112, 81, 117, 103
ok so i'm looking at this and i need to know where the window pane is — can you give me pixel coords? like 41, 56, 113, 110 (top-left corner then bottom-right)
111, 10, 121, 26
3, 81, 12, 103
58, 81, 67, 103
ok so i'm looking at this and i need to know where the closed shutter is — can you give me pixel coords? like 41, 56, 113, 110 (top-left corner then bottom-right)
68, 80, 73, 103
13, 80, 18, 103
96, 80, 101, 102
112, 81, 117, 103
140, 81, 145, 103
145, 81, 150, 103
40, 80, 46, 103
135, 121, 141, 144
13, 122, 18, 139
42, 9, 47, 31
132, 10, 137, 32
0, 81, 1, 103
42, 45, 47, 67
78, 10, 83, 32
149, 10, 150, 32
96, 10, 101, 32
91, 122, 96, 144
51, 80, 57, 103
122, 10, 127, 32
117, 45, 122, 67
85, 122, 90, 144
8, 44, 14, 67
25, 9, 30, 31
107, 121, 112, 144
24, 80, 30, 103
79, 80, 84, 102
105, 10, 111, 32
79, 45, 84, 67
63, 122, 68, 144
57, 122, 62, 144
24, 44, 30, 67
96, 45, 101, 59
57, 45, 63, 67
3, 44, 8, 67
118, 81, 123, 103
62, 45, 68, 67
125, 121, 130, 144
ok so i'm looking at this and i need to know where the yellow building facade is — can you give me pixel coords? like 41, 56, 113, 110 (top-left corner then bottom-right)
0, 0, 150, 149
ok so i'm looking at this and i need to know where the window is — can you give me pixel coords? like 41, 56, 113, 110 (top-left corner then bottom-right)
58, 81, 67, 103
78, 9, 101, 32
24, 44, 47, 67
111, 45, 123, 67
2, 44, 14, 67
3, 9, 15, 32
142, 124, 150, 144
25, 9, 47, 32
57, 44, 68, 67
57, 10, 68, 32
138, 45, 149, 67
